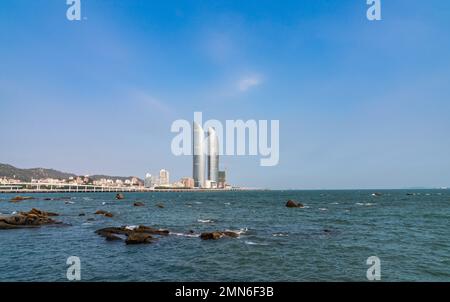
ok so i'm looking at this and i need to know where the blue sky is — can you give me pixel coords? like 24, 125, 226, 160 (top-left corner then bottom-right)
1, 0, 450, 189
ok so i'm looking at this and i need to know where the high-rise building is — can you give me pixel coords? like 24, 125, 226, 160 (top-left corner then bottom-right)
193, 122, 205, 188
181, 177, 195, 188
159, 169, 170, 186
144, 173, 153, 188
207, 127, 219, 183
218, 170, 226, 189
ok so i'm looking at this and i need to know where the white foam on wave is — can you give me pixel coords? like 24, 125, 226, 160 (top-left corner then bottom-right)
102, 202, 107, 205
224, 202, 231, 206
194, 202, 203, 205
197, 219, 214, 223
226, 228, 248, 235
330, 202, 339, 205
125, 225, 139, 231
245, 241, 269, 246
272, 233, 289, 237
356, 203, 364, 206
319, 208, 328, 211
83, 197, 93, 201
170, 232, 200, 238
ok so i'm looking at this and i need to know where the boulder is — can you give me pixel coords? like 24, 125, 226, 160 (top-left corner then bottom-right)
94, 210, 114, 218
0, 208, 61, 229
200, 231, 240, 240
222, 231, 240, 238
95, 225, 169, 239
156, 203, 165, 208
286, 200, 304, 208
125, 232, 153, 245
10, 196, 35, 202
24, 208, 59, 217
105, 233, 122, 241
200, 232, 223, 240
116, 193, 125, 200
134, 202, 145, 207
96, 225, 168, 244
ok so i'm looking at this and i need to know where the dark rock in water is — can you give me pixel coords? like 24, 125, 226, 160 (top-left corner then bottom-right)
96, 225, 169, 244
43, 197, 72, 201
0, 208, 61, 229
323, 229, 332, 233
79, 213, 86, 217
200, 231, 240, 240
116, 193, 125, 200
200, 232, 223, 240
156, 203, 165, 208
87, 218, 95, 222
134, 202, 145, 207
10, 196, 35, 202
125, 233, 153, 245
95, 210, 114, 218
406, 193, 414, 196
286, 200, 304, 208
105, 233, 122, 241
222, 231, 240, 238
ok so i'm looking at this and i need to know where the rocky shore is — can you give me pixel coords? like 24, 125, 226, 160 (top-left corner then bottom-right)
0, 208, 62, 229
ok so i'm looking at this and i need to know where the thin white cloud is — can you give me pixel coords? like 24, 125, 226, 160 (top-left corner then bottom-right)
238, 75, 262, 92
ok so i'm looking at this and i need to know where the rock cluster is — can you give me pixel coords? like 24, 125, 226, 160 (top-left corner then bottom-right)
115, 193, 125, 200
0, 208, 61, 229
95, 225, 170, 244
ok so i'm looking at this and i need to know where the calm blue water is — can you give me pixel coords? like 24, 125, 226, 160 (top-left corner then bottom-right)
0, 190, 449, 281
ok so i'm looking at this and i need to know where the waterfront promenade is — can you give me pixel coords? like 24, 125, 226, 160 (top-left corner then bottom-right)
0, 182, 244, 194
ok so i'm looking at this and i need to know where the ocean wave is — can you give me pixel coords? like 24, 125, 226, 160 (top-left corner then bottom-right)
330, 202, 339, 205
245, 241, 269, 246
225, 228, 248, 235
319, 208, 328, 211
224, 202, 231, 206
272, 232, 289, 237
125, 225, 139, 231
197, 219, 215, 223
194, 202, 203, 205
169, 232, 200, 238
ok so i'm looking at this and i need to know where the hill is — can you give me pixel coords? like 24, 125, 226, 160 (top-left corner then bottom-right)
0, 163, 142, 182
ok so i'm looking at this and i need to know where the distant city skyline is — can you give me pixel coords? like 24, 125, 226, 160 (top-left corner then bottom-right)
1, 1, 450, 189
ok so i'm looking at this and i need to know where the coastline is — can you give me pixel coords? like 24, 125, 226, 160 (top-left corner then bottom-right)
0, 188, 266, 194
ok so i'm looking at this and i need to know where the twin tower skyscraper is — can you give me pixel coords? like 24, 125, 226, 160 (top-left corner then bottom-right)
193, 122, 219, 188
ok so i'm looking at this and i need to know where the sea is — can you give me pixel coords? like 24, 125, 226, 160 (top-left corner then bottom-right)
0, 190, 449, 282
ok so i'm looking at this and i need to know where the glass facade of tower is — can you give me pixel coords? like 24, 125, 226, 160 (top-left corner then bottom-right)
207, 127, 219, 183
193, 122, 205, 188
